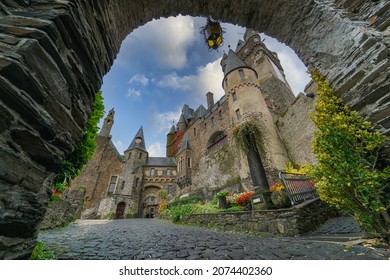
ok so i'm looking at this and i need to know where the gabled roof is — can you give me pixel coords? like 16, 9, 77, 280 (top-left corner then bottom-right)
145, 157, 176, 167
125, 126, 146, 151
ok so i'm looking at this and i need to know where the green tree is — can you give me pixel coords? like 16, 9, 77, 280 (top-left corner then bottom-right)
310, 70, 390, 241
54, 90, 105, 186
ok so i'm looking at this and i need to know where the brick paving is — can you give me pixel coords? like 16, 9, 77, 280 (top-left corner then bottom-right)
38, 217, 390, 260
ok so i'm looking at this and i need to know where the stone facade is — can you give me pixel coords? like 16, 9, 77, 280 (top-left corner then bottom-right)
1, 0, 389, 259
71, 112, 178, 219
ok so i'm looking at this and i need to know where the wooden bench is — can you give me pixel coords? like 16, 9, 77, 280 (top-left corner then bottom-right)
278, 171, 318, 205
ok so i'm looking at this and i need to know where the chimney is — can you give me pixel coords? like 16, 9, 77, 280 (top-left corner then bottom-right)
206, 92, 214, 110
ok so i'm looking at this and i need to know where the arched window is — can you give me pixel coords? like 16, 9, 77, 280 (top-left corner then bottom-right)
207, 131, 227, 154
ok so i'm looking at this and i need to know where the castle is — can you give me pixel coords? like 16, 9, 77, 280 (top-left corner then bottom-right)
71, 29, 317, 219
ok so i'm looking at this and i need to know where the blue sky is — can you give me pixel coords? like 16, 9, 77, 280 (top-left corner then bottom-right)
100, 16, 310, 157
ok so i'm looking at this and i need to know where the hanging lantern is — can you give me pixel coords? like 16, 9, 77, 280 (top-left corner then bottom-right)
200, 18, 225, 51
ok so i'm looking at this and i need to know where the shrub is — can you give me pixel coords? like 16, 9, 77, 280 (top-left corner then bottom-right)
29, 242, 55, 260
310, 70, 390, 241
168, 196, 202, 208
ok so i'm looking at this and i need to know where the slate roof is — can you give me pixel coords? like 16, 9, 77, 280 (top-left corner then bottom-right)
224, 49, 255, 77
177, 135, 191, 154
125, 126, 146, 151
145, 157, 176, 167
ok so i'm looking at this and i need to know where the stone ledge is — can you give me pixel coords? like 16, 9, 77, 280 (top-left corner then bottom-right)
182, 198, 339, 237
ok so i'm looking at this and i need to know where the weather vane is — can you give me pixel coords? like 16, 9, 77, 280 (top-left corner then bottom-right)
200, 18, 225, 51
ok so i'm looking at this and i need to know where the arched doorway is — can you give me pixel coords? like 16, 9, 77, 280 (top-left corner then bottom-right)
115, 202, 126, 219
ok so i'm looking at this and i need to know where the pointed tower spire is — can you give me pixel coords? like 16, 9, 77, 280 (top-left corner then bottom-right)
125, 126, 146, 151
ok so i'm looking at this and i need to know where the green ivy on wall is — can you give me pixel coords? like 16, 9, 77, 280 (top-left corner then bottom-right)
310, 70, 390, 241
54, 90, 105, 188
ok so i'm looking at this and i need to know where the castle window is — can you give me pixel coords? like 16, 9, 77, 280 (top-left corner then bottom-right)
167, 184, 174, 195
236, 109, 241, 120
225, 77, 228, 87
150, 168, 155, 176
107, 176, 118, 195
187, 158, 191, 168
167, 169, 171, 176
207, 131, 227, 154
135, 178, 139, 188
211, 117, 214, 124
219, 110, 222, 118
139, 153, 142, 159
232, 91, 237, 101
204, 122, 207, 130
121, 181, 125, 190
194, 127, 196, 136
128, 152, 131, 160
239, 69, 245, 78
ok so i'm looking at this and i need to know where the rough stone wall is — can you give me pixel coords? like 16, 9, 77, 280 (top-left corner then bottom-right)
0, 0, 389, 259
71, 135, 122, 217
277, 83, 318, 165
183, 198, 339, 236
40, 188, 85, 229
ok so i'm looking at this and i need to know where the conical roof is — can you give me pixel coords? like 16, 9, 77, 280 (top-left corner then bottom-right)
223, 49, 254, 77
169, 125, 176, 134
125, 126, 146, 151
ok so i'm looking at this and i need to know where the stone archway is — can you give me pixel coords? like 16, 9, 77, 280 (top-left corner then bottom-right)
0, 0, 389, 259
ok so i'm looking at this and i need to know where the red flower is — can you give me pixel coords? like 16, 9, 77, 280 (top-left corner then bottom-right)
235, 191, 255, 206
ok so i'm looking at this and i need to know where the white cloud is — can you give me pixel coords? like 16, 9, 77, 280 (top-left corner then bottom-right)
129, 74, 149, 86
127, 88, 142, 100
116, 15, 195, 72
278, 51, 310, 95
148, 142, 164, 157
151, 108, 182, 135
156, 58, 225, 104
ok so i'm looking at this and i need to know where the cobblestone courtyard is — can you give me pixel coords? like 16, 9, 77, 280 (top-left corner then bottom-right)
38, 218, 390, 260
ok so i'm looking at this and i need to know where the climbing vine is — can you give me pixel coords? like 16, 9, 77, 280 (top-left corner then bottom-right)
54, 90, 105, 189
232, 121, 265, 155
310, 70, 390, 241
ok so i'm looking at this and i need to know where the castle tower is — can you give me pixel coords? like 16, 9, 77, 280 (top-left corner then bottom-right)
175, 135, 192, 189
166, 125, 176, 157
237, 29, 295, 115
99, 108, 115, 136
223, 49, 289, 171
119, 126, 148, 198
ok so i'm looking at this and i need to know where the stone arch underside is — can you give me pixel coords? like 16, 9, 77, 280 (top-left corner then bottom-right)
0, 0, 389, 259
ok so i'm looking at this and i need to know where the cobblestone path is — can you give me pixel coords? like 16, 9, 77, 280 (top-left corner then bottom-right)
38, 218, 390, 260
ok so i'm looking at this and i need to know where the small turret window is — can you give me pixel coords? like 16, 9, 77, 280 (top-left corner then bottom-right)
225, 78, 228, 87
236, 109, 241, 120
239, 69, 245, 78
150, 168, 155, 176
187, 158, 191, 168
139, 153, 142, 159
232, 91, 237, 101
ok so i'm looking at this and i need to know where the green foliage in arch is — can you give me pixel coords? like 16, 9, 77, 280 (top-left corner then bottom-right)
54, 90, 105, 187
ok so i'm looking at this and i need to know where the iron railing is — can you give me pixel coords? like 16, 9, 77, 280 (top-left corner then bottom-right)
278, 171, 318, 205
